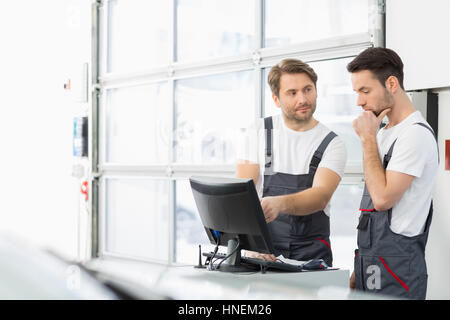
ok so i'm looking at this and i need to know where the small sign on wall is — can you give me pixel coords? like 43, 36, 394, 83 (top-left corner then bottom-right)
446, 140, 450, 171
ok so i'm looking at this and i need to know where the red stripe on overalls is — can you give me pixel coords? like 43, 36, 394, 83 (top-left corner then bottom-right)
379, 257, 409, 292
317, 238, 331, 251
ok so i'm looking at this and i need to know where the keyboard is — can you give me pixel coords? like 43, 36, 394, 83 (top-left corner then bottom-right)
203, 252, 328, 273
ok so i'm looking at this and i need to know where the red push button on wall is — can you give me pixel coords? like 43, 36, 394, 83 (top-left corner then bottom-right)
81, 181, 88, 200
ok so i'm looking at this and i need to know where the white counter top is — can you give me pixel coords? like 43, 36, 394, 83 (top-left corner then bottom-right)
84, 257, 356, 300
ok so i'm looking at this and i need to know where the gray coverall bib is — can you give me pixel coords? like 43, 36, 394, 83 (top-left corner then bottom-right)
355, 122, 436, 300
262, 116, 336, 267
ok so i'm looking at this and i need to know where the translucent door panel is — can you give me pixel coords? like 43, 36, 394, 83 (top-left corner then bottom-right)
106, 0, 170, 73
176, 0, 254, 62
265, 0, 369, 48
105, 82, 170, 164
105, 178, 169, 261
174, 71, 254, 165
329, 183, 363, 270
174, 180, 213, 264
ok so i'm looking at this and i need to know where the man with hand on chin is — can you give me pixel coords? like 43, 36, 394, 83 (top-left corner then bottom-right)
348, 48, 438, 299
236, 58, 347, 266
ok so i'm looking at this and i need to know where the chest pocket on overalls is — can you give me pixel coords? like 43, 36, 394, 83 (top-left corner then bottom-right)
357, 213, 372, 249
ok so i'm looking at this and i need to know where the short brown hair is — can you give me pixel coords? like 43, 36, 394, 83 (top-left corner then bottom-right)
347, 47, 405, 90
268, 58, 318, 97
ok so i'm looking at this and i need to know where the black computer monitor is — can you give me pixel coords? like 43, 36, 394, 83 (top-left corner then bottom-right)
189, 176, 275, 272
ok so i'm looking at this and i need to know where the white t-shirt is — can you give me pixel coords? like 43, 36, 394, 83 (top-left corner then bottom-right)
237, 114, 347, 216
377, 111, 438, 237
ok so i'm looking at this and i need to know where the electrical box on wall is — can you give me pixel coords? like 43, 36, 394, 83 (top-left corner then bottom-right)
407, 91, 439, 137
446, 140, 450, 171
73, 116, 88, 157
64, 62, 89, 103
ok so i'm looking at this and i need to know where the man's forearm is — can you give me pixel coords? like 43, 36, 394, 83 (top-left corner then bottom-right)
236, 161, 260, 187
362, 136, 387, 209
278, 187, 329, 216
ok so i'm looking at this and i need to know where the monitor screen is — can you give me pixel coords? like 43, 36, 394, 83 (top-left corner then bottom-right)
189, 176, 275, 272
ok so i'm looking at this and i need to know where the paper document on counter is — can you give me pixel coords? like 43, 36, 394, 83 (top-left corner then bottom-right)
276, 255, 307, 266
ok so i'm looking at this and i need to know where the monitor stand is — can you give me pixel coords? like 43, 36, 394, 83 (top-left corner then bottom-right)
217, 239, 255, 273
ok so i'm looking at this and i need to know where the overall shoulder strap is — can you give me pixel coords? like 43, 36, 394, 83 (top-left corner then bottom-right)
414, 122, 439, 163
384, 122, 437, 168
413, 122, 438, 232
386, 122, 437, 225
414, 122, 436, 140
383, 139, 397, 169
309, 131, 337, 175
264, 117, 273, 169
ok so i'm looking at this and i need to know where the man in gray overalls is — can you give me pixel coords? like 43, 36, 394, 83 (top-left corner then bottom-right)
348, 48, 438, 299
236, 58, 347, 266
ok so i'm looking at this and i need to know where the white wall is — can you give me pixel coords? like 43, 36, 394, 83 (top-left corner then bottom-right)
0, 0, 91, 260
386, 0, 450, 90
426, 89, 450, 299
